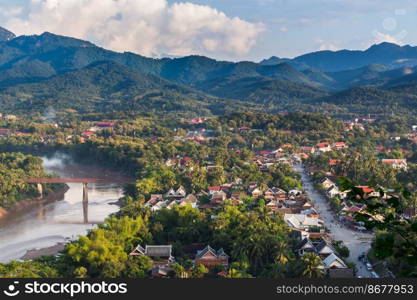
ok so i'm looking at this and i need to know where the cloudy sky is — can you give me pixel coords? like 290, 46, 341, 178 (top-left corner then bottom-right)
0, 0, 416, 61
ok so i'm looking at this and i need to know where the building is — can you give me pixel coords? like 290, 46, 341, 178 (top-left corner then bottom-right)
194, 245, 229, 267
321, 178, 336, 190
381, 159, 408, 170
316, 143, 332, 153
322, 253, 348, 269
130, 244, 175, 277
284, 214, 324, 231
332, 142, 347, 150
81, 131, 96, 139
166, 186, 187, 199
0, 128, 11, 137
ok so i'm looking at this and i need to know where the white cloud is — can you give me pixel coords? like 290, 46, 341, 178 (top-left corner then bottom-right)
372, 30, 406, 45
0, 7, 23, 18
4, 0, 264, 59
315, 39, 339, 51
318, 43, 339, 51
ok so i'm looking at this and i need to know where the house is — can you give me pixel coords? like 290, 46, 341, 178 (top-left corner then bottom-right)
266, 200, 281, 212
130, 244, 174, 261
0, 128, 11, 137
315, 239, 336, 258
272, 188, 287, 201
300, 146, 315, 154
166, 187, 187, 199
211, 190, 227, 204
81, 131, 96, 139
264, 188, 275, 201
328, 159, 341, 166
249, 187, 263, 198
332, 142, 347, 150
288, 189, 302, 197
130, 244, 175, 277
4, 114, 17, 121
179, 194, 198, 208
321, 178, 336, 190
326, 185, 340, 198
355, 186, 380, 198
381, 159, 408, 170
295, 238, 316, 256
208, 186, 222, 195
322, 253, 347, 269
194, 245, 229, 267
151, 200, 169, 212
284, 214, 324, 231
145, 194, 164, 207
316, 142, 332, 153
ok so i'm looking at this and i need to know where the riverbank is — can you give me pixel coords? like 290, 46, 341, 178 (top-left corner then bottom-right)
0, 185, 69, 221
21, 243, 66, 261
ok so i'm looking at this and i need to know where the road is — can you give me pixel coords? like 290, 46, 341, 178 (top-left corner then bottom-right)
294, 164, 374, 277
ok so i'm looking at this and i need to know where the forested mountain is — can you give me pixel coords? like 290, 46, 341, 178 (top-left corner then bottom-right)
1, 28, 417, 116
310, 86, 417, 114
263, 42, 417, 72
0, 60, 262, 115
198, 76, 327, 107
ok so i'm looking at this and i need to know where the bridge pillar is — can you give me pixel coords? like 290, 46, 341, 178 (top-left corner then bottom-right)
82, 182, 89, 224
37, 183, 43, 198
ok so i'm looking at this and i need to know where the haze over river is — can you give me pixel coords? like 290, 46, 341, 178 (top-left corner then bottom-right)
0, 154, 125, 263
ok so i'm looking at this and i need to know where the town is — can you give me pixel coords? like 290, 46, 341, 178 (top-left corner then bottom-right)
1, 111, 416, 279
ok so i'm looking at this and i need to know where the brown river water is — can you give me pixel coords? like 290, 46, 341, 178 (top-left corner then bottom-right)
0, 153, 125, 263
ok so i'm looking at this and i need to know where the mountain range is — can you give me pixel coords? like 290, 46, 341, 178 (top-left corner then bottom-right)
0, 26, 417, 116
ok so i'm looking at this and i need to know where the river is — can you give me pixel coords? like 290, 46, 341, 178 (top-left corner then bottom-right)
0, 153, 125, 263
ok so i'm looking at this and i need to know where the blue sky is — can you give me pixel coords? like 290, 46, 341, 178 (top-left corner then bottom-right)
0, 0, 416, 61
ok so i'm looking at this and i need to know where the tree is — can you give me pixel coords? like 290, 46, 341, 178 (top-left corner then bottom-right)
340, 179, 417, 277
190, 264, 209, 278
301, 253, 324, 278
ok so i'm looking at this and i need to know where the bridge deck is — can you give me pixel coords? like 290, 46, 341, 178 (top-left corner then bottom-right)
25, 178, 136, 184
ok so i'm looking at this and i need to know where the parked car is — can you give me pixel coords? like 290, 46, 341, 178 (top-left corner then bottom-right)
366, 263, 373, 271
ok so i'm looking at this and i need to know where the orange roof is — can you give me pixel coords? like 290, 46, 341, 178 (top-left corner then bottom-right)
316, 143, 330, 148
356, 186, 374, 194
328, 159, 341, 165
381, 159, 406, 164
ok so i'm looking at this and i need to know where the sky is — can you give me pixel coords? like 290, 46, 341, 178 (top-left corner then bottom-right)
0, 0, 416, 61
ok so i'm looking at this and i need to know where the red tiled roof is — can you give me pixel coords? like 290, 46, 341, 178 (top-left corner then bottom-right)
81, 131, 96, 137
328, 159, 341, 165
208, 186, 221, 191
356, 186, 374, 194
316, 143, 330, 148
381, 159, 406, 164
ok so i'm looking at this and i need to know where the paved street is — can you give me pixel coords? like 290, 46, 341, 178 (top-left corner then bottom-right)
294, 164, 373, 277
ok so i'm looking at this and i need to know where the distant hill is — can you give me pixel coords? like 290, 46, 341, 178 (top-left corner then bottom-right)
0, 60, 259, 115
309, 86, 417, 114
1, 28, 417, 116
326, 64, 388, 89
199, 76, 326, 107
0, 27, 15, 42
262, 43, 417, 72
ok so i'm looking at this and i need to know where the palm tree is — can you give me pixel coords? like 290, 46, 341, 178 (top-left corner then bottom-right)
275, 240, 290, 265
302, 253, 324, 278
